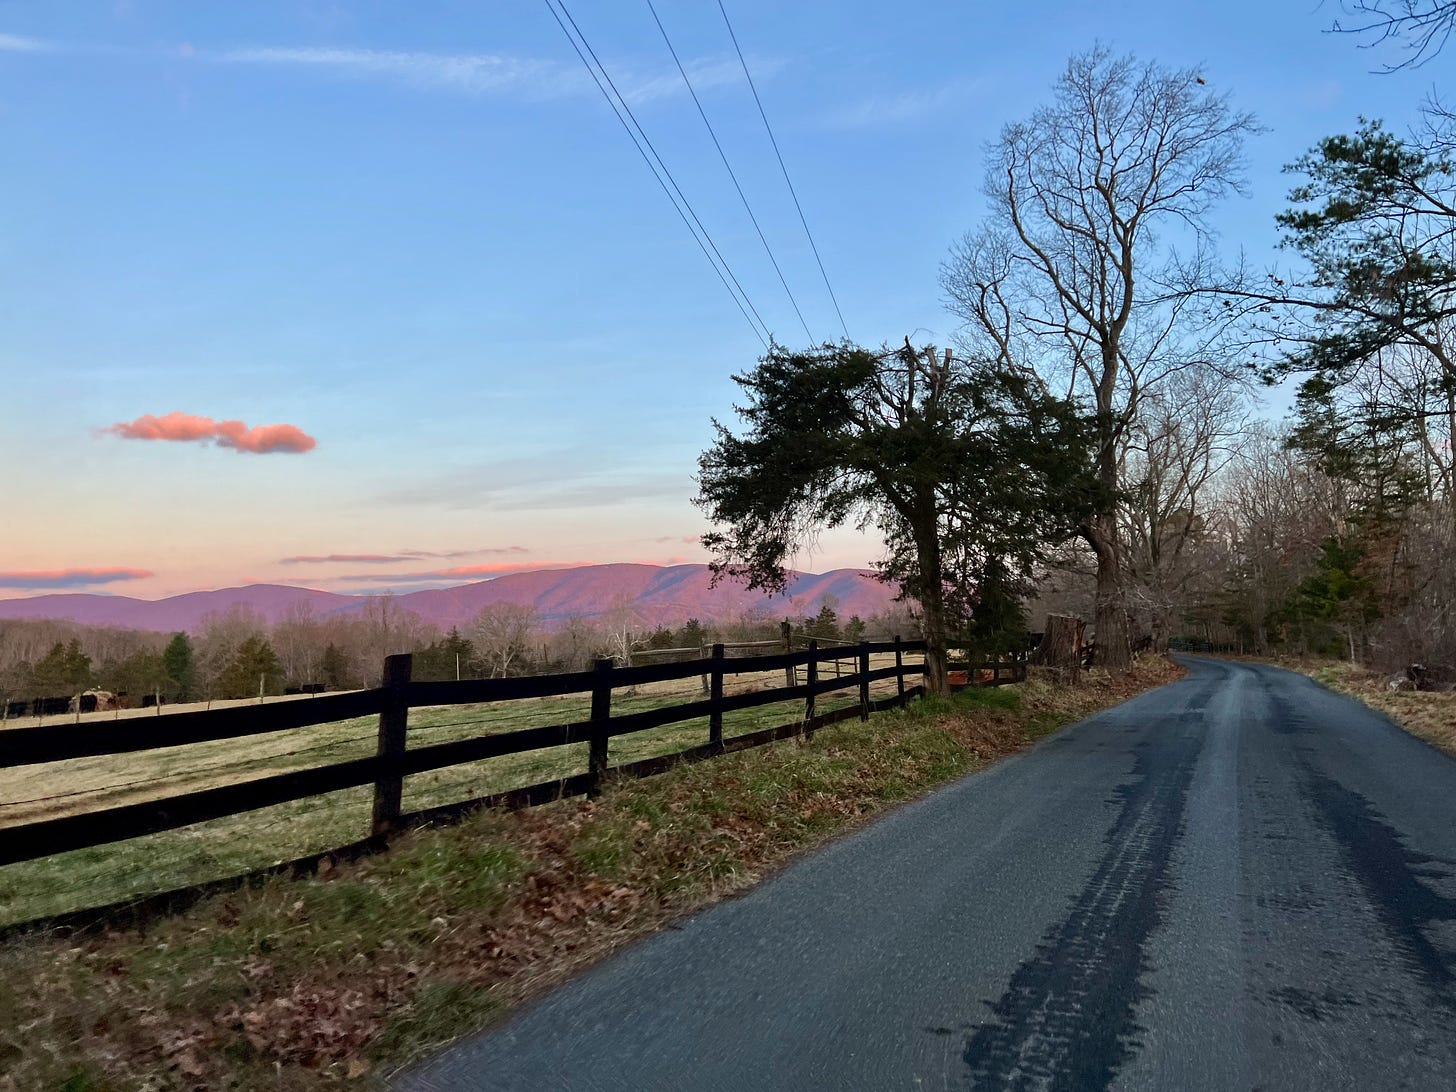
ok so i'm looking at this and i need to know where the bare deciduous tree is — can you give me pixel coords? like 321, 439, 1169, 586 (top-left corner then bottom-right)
944, 46, 1258, 668
1121, 371, 1248, 649
470, 602, 538, 678
1331, 0, 1456, 67
194, 605, 268, 700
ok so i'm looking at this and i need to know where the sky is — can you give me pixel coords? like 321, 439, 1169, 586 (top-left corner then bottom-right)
0, 0, 1445, 599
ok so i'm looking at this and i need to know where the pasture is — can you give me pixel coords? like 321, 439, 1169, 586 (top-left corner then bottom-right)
0, 651, 915, 927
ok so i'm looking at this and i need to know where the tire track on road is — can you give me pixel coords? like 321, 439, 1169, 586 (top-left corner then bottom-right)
963, 705, 1207, 1090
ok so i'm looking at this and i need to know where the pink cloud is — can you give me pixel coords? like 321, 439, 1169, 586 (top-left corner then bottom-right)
104, 412, 316, 454
0, 567, 154, 590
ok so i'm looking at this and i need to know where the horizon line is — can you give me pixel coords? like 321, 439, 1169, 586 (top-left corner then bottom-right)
0, 560, 881, 603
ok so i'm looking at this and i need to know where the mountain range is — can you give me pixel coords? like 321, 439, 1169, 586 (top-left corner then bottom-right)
0, 564, 899, 634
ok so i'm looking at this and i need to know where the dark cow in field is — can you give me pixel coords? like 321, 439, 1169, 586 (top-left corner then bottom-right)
69, 689, 118, 714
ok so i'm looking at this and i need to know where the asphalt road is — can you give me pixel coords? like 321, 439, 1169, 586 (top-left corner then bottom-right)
397, 658, 1456, 1091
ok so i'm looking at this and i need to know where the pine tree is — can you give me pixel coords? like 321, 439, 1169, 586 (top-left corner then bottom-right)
33, 639, 92, 696
806, 602, 840, 642
321, 643, 351, 690
162, 632, 196, 701
216, 636, 284, 699
677, 618, 707, 650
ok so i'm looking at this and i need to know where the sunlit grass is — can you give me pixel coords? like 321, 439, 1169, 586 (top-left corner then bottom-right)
0, 659, 913, 926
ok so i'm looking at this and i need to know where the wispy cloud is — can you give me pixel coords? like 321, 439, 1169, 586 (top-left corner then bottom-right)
103, 411, 317, 454
214, 45, 769, 104
280, 553, 416, 565
825, 76, 988, 129
255, 558, 705, 595
0, 567, 154, 590
279, 546, 529, 565
438, 561, 587, 578
0, 32, 50, 53
1, 33, 775, 105
306, 560, 594, 588
377, 448, 690, 512
217, 45, 566, 96
620, 56, 768, 105
401, 546, 529, 559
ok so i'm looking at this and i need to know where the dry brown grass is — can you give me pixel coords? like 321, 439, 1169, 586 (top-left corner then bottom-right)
0, 657, 1181, 1091
1305, 661, 1456, 757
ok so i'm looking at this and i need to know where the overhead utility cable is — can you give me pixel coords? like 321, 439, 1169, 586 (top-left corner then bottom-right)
645, 0, 814, 344
542, 0, 771, 347
717, 0, 850, 340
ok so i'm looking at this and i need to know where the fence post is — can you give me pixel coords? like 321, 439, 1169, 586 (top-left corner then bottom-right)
858, 642, 871, 720
709, 644, 725, 752
700, 643, 710, 695
370, 653, 413, 837
894, 635, 906, 708
781, 619, 795, 686
589, 658, 613, 798
804, 639, 818, 740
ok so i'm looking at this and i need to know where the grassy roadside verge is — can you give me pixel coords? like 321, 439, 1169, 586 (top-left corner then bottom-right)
0, 658, 1182, 1091
1301, 661, 1456, 758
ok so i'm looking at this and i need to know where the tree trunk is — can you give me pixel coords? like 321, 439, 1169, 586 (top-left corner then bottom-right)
1032, 614, 1084, 683
1149, 610, 1171, 654
920, 587, 950, 697
915, 524, 951, 696
1084, 513, 1132, 671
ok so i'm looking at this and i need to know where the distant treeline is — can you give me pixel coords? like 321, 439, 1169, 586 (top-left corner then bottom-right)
0, 597, 918, 707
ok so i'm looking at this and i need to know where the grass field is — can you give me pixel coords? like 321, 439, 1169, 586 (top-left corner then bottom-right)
0, 653, 915, 927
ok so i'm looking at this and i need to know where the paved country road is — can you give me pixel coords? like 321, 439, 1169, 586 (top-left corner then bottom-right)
397, 658, 1456, 1091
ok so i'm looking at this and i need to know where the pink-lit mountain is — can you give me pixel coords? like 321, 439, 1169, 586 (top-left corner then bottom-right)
0, 564, 898, 633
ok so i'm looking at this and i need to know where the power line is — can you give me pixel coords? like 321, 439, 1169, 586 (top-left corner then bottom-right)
645, 0, 814, 344
717, 0, 850, 341
543, 0, 767, 347
542, 0, 771, 348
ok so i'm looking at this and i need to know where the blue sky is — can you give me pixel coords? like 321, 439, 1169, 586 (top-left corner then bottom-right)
0, 0, 1442, 597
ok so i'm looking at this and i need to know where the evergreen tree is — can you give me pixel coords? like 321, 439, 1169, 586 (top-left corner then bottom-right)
805, 602, 840, 642
216, 636, 284, 699
413, 628, 479, 682
697, 341, 1097, 693
106, 650, 172, 702
960, 563, 1030, 659
32, 639, 92, 696
677, 618, 708, 650
162, 632, 196, 701
1289, 538, 1380, 660
320, 643, 351, 690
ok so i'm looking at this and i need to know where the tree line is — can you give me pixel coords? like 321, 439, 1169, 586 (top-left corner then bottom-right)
0, 597, 912, 707
697, 29, 1456, 690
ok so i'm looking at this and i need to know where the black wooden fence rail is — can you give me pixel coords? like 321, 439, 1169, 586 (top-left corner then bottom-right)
947, 655, 1030, 687
0, 639, 946, 870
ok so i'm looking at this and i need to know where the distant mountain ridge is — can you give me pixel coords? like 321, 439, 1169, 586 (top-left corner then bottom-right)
0, 564, 897, 633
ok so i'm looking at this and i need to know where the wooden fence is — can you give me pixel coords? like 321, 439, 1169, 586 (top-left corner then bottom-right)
1, 639, 976, 871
